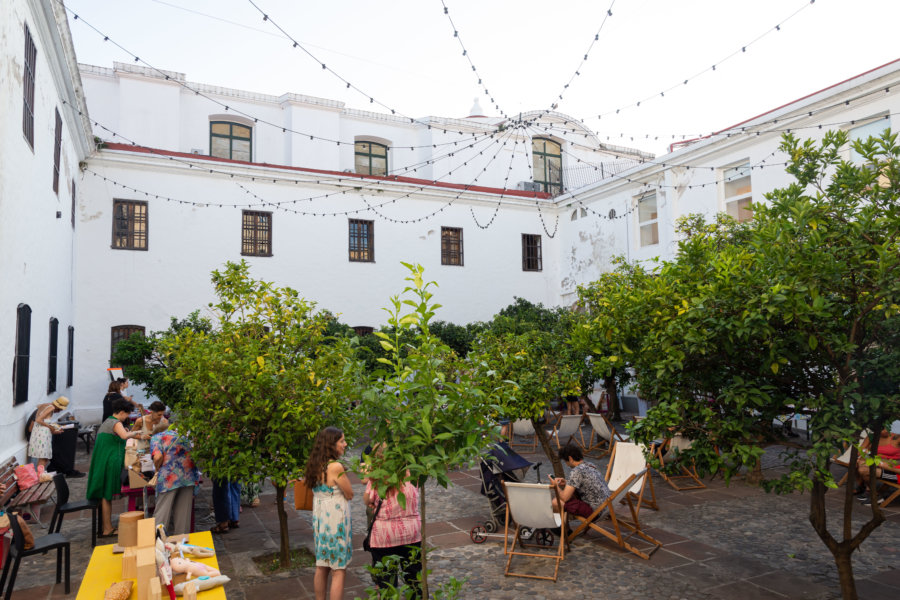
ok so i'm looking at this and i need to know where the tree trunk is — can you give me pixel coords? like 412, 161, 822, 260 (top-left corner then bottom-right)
604, 374, 621, 422
532, 418, 564, 477
420, 486, 428, 599
745, 457, 763, 485
808, 477, 861, 600
274, 483, 291, 568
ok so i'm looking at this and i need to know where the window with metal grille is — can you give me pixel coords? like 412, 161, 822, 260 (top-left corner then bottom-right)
352, 326, 374, 336
532, 138, 563, 196
47, 318, 58, 394
354, 142, 388, 176
522, 234, 542, 271
71, 179, 76, 229
110, 325, 145, 363
441, 227, 464, 266
23, 24, 36, 148
210, 121, 252, 161
53, 109, 62, 194
66, 326, 74, 388
349, 219, 374, 262
112, 200, 148, 250
241, 210, 272, 256
14, 304, 32, 405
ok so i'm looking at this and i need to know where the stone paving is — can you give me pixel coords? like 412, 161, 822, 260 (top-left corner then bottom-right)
5, 428, 900, 600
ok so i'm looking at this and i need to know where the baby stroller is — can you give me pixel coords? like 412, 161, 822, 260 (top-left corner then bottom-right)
470, 442, 552, 546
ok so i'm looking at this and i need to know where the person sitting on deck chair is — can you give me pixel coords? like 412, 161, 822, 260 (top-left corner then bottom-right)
549, 444, 611, 519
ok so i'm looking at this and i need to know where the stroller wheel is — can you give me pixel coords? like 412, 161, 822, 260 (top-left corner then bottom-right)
519, 526, 534, 540
535, 529, 554, 547
470, 525, 487, 544
484, 521, 497, 534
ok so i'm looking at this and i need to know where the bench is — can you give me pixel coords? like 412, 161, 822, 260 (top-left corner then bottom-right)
0, 456, 57, 528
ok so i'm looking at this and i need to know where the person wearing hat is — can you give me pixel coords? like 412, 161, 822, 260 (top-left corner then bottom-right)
28, 396, 69, 469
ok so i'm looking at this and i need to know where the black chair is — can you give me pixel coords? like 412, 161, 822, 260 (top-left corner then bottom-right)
0, 511, 70, 600
48, 473, 100, 547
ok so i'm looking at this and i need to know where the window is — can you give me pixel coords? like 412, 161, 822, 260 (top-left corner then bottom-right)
53, 109, 62, 194
23, 24, 36, 148
47, 318, 58, 394
112, 200, 148, 250
637, 193, 659, 247
848, 117, 889, 164
354, 142, 388, 176
14, 304, 32, 405
522, 234, 542, 271
110, 325, 145, 362
532, 138, 563, 196
441, 227, 464, 266
66, 326, 74, 388
352, 326, 374, 336
241, 210, 272, 256
70, 179, 76, 229
210, 121, 252, 161
349, 219, 374, 262
722, 162, 752, 222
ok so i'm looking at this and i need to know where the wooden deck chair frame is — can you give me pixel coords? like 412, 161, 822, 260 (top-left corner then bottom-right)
655, 435, 706, 491
502, 482, 567, 582
547, 414, 583, 449
875, 466, 900, 509
605, 442, 659, 515
508, 418, 538, 453
831, 431, 870, 488
568, 469, 662, 560
581, 413, 629, 457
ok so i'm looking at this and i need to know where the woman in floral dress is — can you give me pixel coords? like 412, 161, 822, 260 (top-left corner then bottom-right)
304, 427, 353, 600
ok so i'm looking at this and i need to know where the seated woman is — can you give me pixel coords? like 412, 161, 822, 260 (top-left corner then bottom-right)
87, 398, 149, 536
857, 430, 900, 506
132, 401, 169, 452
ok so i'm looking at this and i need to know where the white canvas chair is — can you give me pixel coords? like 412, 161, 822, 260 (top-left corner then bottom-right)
654, 434, 706, 491
567, 468, 662, 560
547, 414, 583, 449
502, 482, 567, 581
831, 431, 870, 488
605, 442, 658, 516
509, 418, 538, 453
582, 413, 629, 457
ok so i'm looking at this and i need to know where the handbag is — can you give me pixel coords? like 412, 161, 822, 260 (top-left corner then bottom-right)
363, 499, 383, 552
14, 464, 38, 490
293, 478, 314, 511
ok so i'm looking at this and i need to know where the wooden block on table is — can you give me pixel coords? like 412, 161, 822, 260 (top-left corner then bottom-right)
182, 580, 198, 600
135, 547, 157, 600
137, 517, 156, 548
118, 510, 144, 547
122, 546, 137, 579
147, 576, 162, 600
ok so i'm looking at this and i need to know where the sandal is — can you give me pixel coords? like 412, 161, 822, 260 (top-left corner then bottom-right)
210, 523, 229, 534
99, 528, 118, 538
228, 520, 240, 529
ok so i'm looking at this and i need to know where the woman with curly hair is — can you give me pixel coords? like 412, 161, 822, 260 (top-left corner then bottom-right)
304, 427, 353, 600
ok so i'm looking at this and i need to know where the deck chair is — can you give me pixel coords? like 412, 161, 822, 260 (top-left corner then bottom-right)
831, 431, 870, 488
606, 442, 658, 516
567, 469, 662, 560
875, 465, 900, 508
581, 413, 629, 457
654, 434, 706, 491
547, 414, 583, 449
509, 418, 538, 453
502, 482, 566, 581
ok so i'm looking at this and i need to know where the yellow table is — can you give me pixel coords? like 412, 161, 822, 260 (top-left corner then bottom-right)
76, 531, 226, 599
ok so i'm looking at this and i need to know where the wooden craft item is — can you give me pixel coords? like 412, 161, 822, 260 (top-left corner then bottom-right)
104, 581, 133, 600
135, 547, 157, 600
148, 576, 162, 600
173, 576, 230, 595
118, 510, 144, 547
137, 517, 156, 548
182, 581, 197, 600
122, 546, 137, 579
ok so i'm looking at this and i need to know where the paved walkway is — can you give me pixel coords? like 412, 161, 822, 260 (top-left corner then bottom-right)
6, 430, 900, 600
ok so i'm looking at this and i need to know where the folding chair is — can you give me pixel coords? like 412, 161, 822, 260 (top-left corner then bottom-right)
875, 465, 900, 508
567, 469, 662, 560
606, 442, 658, 516
502, 482, 566, 581
547, 415, 583, 449
654, 434, 706, 491
581, 413, 629, 457
831, 431, 870, 488
508, 418, 538, 453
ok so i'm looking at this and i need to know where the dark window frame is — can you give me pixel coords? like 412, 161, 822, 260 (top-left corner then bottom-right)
354, 141, 389, 176
52, 109, 62, 194
241, 210, 273, 257
112, 199, 149, 250
441, 227, 464, 266
110, 325, 145, 363
522, 234, 543, 272
66, 326, 74, 388
14, 304, 32, 406
70, 179, 76, 229
23, 24, 37, 149
532, 138, 563, 197
47, 318, 59, 394
348, 219, 374, 262
210, 121, 252, 161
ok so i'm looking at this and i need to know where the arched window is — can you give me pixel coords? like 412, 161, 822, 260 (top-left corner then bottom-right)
14, 304, 32, 405
532, 138, 563, 196
210, 121, 252, 161
354, 141, 388, 176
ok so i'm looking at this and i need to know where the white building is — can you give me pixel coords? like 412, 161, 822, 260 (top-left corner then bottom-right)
3, 2, 899, 461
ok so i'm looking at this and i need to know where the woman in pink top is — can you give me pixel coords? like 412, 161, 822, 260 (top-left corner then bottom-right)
364, 478, 422, 595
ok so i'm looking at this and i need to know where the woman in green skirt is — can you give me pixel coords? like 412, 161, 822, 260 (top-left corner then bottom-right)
87, 398, 148, 536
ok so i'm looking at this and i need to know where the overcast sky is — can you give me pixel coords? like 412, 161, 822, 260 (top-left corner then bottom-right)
64, 0, 900, 156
